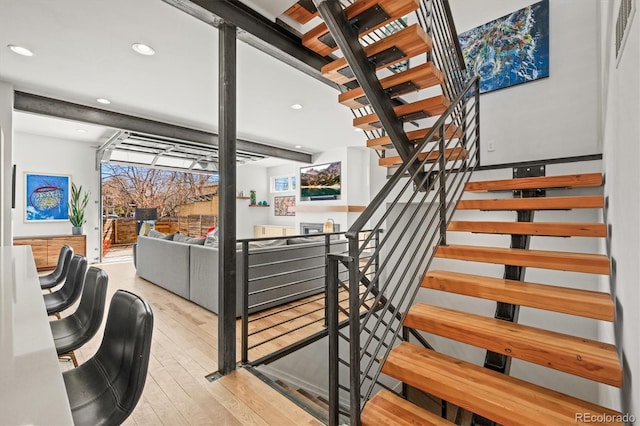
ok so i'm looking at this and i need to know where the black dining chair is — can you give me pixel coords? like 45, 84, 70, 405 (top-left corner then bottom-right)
63, 290, 154, 426
39, 245, 74, 290
44, 255, 87, 317
50, 267, 109, 367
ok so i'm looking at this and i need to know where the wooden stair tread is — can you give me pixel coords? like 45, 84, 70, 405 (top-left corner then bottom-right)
354, 95, 451, 130
362, 389, 455, 426
367, 125, 461, 150
303, 0, 420, 56
434, 244, 610, 274
322, 24, 432, 84
465, 173, 603, 192
379, 147, 467, 167
448, 221, 607, 237
422, 270, 614, 321
339, 62, 444, 109
457, 195, 604, 211
382, 342, 624, 426
404, 303, 621, 386
284, 1, 318, 25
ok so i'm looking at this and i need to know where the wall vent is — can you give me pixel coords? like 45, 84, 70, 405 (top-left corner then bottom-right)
616, 0, 636, 60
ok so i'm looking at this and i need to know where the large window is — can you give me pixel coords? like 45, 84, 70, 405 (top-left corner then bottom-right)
271, 175, 296, 193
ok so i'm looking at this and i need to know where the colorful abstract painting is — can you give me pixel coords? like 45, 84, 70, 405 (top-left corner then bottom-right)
459, 0, 549, 94
274, 196, 296, 216
25, 173, 70, 221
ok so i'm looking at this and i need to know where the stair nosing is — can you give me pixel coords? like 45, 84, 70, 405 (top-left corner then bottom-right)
404, 303, 621, 387
422, 270, 614, 321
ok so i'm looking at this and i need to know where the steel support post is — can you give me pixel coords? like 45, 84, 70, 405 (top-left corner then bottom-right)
218, 22, 238, 376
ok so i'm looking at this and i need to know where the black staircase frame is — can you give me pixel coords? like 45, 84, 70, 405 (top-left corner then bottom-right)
471, 165, 546, 426
313, 0, 428, 189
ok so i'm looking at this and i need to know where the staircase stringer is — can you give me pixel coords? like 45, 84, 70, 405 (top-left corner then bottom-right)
313, 0, 428, 188
471, 165, 546, 426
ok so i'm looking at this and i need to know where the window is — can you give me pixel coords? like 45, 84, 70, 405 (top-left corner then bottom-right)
271, 175, 296, 193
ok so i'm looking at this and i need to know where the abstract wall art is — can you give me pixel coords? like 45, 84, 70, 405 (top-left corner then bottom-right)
459, 0, 549, 94
274, 196, 296, 216
25, 173, 70, 222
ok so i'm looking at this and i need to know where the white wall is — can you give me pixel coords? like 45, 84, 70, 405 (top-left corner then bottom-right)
13, 132, 101, 262
0, 81, 14, 245
236, 163, 269, 239
450, 0, 602, 165
599, 0, 639, 414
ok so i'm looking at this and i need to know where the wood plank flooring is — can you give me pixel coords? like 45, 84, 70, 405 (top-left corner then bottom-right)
57, 261, 324, 426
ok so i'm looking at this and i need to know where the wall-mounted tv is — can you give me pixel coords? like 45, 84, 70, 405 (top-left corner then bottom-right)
300, 161, 341, 201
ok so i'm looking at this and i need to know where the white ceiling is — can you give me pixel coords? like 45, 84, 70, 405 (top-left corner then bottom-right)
0, 0, 367, 160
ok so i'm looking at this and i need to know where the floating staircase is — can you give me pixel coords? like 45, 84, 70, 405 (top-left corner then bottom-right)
361, 172, 624, 425
287, 0, 464, 173
285, 1, 621, 425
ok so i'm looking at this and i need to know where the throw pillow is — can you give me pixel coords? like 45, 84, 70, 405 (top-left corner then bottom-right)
148, 229, 166, 239
186, 237, 206, 245
138, 221, 151, 236
162, 233, 175, 241
172, 233, 190, 243
204, 236, 218, 248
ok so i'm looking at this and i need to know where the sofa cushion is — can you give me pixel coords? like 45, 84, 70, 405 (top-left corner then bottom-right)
249, 239, 287, 249
287, 236, 324, 245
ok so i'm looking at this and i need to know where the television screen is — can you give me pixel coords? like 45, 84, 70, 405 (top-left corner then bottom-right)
300, 161, 341, 201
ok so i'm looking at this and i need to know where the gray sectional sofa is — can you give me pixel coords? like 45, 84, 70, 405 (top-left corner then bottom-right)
135, 234, 346, 316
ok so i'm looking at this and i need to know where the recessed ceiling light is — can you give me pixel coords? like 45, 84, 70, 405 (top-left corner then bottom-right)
8, 44, 34, 57
96, 98, 111, 105
132, 43, 155, 56
291, 104, 303, 110
294, 145, 302, 149
76, 129, 87, 134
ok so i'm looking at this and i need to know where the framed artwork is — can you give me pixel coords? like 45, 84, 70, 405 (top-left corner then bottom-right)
459, 0, 550, 94
24, 173, 70, 222
274, 196, 296, 216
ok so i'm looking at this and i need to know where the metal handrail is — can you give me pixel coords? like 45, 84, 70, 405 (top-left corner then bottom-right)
327, 76, 480, 425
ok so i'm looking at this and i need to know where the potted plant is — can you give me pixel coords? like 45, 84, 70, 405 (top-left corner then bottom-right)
69, 183, 90, 235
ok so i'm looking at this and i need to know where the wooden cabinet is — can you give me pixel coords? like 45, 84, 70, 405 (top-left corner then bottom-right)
253, 225, 296, 238
13, 235, 86, 271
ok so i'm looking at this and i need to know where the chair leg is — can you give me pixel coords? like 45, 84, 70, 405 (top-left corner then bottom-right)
59, 351, 78, 368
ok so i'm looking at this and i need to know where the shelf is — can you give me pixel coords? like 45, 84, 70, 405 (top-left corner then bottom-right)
249, 204, 270, 208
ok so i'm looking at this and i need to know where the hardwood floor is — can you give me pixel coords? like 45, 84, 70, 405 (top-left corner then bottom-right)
58, 261, 324, 426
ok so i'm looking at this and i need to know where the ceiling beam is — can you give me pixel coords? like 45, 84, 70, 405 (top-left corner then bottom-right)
161, 0, 336, 88
14, 91, 312, 163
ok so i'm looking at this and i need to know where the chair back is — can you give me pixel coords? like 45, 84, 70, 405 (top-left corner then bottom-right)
64, 290, 153, 426
50, 267, 109, 355
39, 245, 74, 289
44, 255, 88, 315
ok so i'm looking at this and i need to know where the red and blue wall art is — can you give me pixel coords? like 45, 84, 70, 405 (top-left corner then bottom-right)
25, 173, 70, 222
459, 0, 549, 94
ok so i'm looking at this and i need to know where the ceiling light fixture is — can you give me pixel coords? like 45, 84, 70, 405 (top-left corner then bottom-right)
8, 44, 34, 57
76, 129, 87, 134
96, 98, 111, 105
290, 104, 303, 110
294, 145, 302, 149
131, 43, 155, 56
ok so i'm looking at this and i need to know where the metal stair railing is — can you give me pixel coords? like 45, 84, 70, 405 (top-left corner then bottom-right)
327, 75, 480, 426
